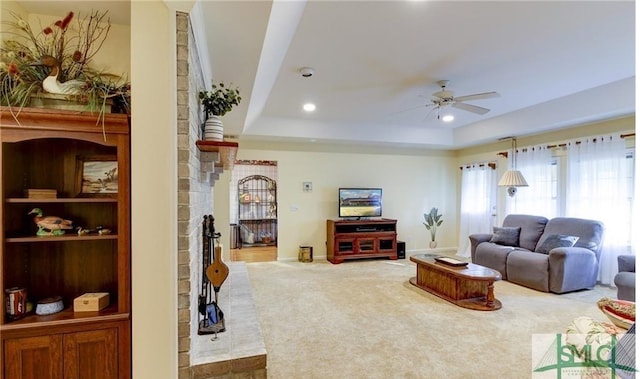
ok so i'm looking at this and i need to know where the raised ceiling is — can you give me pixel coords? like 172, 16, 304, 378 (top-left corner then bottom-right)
200, 0, 635, 149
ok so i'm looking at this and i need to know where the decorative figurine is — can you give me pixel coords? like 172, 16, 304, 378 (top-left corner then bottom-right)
28, 208, 73, 236
98, 228, 112, 236
76, 227, 91, 236
32, 55, 84, 95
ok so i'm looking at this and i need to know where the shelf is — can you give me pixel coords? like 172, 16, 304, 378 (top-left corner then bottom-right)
0, 107, 129, 144
196, 140, 238, 170
242, 189, 274, 192
6, 197, 117, 203
1, 304, 128, 332
5, 234, 118, 243
1, 106, 131, 377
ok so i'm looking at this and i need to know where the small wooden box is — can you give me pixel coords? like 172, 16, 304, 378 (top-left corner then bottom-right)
298, 246, 313, 262
73, 292, 109, 312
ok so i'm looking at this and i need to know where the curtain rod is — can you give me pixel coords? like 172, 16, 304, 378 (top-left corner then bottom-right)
497, 133, 635, 157
459, 162, 496, 170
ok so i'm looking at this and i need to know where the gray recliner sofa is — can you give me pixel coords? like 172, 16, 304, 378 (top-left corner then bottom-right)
614, 255, 636, 301
469, 214, 605, 294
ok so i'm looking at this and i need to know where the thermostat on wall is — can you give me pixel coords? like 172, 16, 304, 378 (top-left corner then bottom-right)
303, 182, 312, 192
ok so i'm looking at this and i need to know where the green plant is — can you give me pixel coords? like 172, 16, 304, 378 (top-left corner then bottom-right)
199, 82, 241, 117
423, 207, 443, 242
0, 9, 130, 114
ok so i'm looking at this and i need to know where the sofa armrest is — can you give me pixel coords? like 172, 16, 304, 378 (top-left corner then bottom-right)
618, 254, 636, 273
548, 247, 598, 293
469, 233, 493, 262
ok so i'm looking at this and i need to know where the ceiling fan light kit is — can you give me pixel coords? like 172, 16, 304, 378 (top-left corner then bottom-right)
427, 80, 500, 120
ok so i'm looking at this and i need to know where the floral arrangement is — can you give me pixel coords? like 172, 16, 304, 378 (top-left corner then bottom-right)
199, 82, 241, 118
0, 9, 130, 114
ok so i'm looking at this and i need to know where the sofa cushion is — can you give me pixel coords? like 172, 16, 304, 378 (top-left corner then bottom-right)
475, 242, 514, 279
503, 214, 548, 251
536, 217, 604, 260
506, 250, 550, 292
535, 234, 579, 255
489, 226, 521, 246
615, 272, 636, 301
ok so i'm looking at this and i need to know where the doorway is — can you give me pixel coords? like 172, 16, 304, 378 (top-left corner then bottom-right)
229, 160, 278, 262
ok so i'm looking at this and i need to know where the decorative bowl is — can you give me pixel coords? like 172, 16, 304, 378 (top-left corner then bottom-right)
36, 296, 64, 315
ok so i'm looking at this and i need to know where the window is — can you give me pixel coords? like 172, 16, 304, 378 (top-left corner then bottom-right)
511, 135, 634, 284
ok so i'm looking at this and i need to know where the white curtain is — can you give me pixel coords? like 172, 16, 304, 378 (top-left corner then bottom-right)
566, 135, 633, 285
457, 164, 496, 258
505, 145, 557, 218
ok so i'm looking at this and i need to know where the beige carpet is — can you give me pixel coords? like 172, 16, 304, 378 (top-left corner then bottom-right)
246, 258, 617, 379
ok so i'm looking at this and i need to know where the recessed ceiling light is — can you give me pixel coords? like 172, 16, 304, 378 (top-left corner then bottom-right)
299, 67, 315, 77
442, 114, 454, 122
303, 103, 316, 112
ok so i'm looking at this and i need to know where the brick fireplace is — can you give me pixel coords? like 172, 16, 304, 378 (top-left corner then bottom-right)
175, 11, 266, 379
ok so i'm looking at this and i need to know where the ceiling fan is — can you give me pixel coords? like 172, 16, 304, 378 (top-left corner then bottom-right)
426, 80, 500, 119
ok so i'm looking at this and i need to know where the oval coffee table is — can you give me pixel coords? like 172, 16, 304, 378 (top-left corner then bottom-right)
409, 254, 502, 311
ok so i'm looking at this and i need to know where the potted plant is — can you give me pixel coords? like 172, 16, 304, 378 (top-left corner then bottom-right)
0, 10, 131, 119
423, 207, 443, 248
199, 82, 241, 141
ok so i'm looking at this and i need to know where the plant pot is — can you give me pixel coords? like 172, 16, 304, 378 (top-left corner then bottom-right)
429, 241, 438, 249
203, 115, 224, 141
30, 93, 112, 113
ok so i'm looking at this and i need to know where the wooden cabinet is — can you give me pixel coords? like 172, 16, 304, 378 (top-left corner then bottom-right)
0, 107, 131, 378
4, 335, 62, 379
4, 323, 123, 379
326, 218, 397, 264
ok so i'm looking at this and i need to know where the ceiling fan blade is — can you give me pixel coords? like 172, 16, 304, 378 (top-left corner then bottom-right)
423, 106, 438, 122
389, 104, 431, 116
454, 92, 500, 102
452, 102, 490, 115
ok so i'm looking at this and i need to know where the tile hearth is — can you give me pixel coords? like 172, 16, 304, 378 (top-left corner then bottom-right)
191, 262, 267, 378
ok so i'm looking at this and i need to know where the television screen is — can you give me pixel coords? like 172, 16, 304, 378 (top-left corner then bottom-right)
338, 188, 382, 218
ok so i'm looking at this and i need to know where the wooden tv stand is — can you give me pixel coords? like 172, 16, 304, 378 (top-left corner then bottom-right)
326, 218, 397, 264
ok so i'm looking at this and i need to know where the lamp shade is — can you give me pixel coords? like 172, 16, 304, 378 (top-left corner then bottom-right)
498, 170, 529, 187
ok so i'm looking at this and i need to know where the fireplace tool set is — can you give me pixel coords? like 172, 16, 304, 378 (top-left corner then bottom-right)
198, 215, 229, 336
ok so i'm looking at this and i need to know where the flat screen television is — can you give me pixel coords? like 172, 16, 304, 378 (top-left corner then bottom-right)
338, 188, 382, 218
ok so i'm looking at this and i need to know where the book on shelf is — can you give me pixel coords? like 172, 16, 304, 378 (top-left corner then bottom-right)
24, 189, 57, 199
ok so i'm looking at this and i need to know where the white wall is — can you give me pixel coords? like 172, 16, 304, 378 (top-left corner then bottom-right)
218, 116, 635, 262
217, 143, 459, 259
131, 2, 177, 378
214, 169, 232, 261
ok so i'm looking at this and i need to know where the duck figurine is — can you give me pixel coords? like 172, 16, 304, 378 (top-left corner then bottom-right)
28, 208, 73, 236
31, 55, 85, 95
76, 226, 96, 236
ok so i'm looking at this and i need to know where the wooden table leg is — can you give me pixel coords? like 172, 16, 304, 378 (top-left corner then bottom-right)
486, 281, 495, 308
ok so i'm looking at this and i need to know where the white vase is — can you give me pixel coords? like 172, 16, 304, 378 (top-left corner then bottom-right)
203, 115, 224, 141
429, 240, 438, 249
